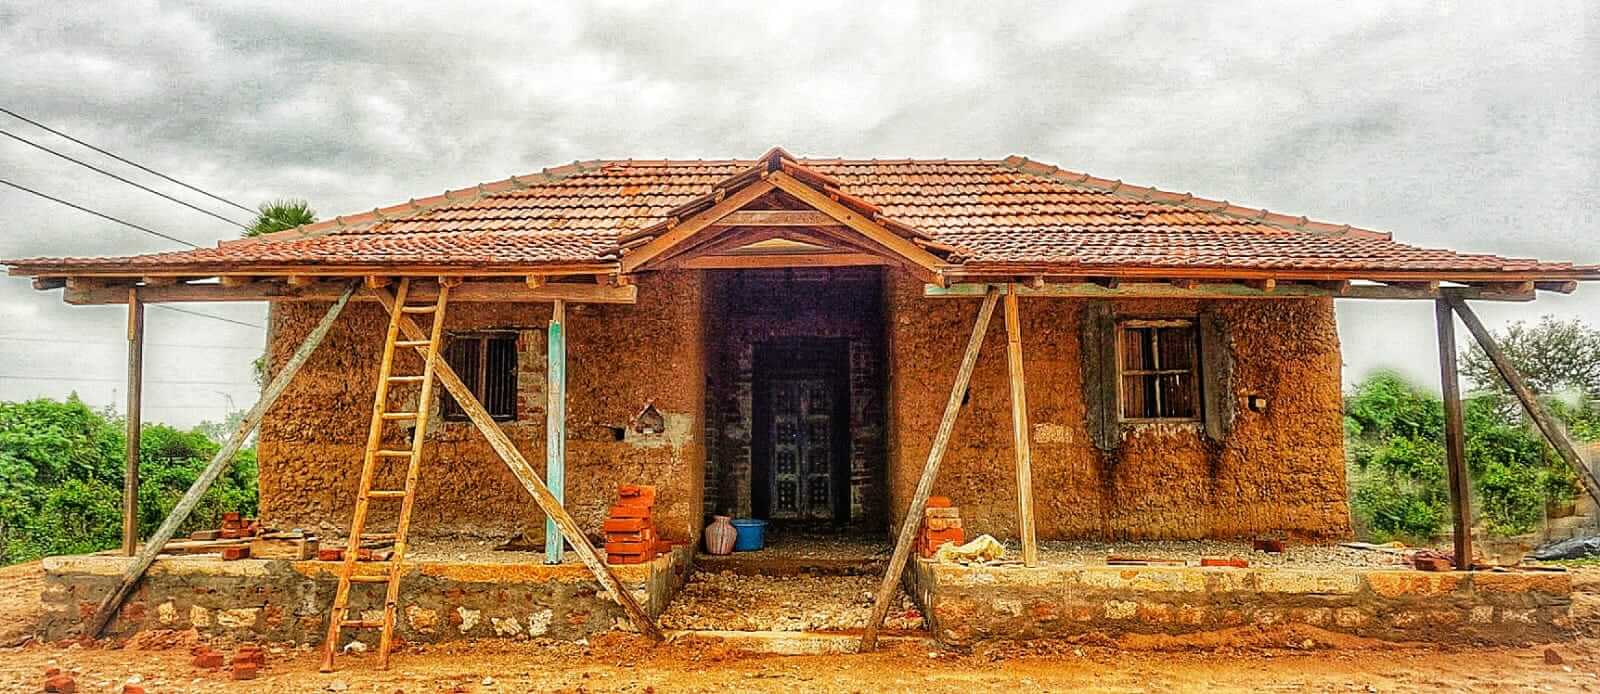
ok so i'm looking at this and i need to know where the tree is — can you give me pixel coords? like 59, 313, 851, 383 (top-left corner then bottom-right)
1461, 315, 1600, 399
243, 198, 316, 237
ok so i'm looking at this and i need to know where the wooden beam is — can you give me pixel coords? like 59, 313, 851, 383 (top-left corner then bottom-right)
32, 277, 66, 290
1004, 285, 1038, 567
675, 253, 893, 270
219, 276, 253, 288
525, 275, 545, 289
1435, 299, 1473, 570
925, 281, 1546, 302
544, 300, 567, 565
87, 283, 359, 638
862, 287, 1001, 651
1535, 280, 1579, 294
140, 276, 178, 287
1244, 277, 1277, 293
364, 275, 392, 289
122, 288, 144, 556
62, 280, 638, 305
1449, 296, 1600, 509
619, 180, 778, 273
373, 288, 663, 641
286, 275, 316, 287
766, 171, 948, 286
709, 210, 838, 227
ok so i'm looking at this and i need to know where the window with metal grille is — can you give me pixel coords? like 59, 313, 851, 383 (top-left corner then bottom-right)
441, 333, 518, 421
1117, 319, 1202, 421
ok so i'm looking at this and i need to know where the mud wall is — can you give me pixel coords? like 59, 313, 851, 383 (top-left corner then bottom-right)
702, 268, 887, 528
258, 271, 706, 543
883, 271, 1351, 540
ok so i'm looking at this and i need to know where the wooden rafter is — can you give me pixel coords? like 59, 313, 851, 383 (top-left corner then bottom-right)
676, 253, 893, 270
618, 180, 778, 273
709, 210, 838, 227
766, 171, 947, 286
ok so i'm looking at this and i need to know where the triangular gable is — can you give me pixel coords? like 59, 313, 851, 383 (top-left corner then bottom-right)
617, 148, 950, 285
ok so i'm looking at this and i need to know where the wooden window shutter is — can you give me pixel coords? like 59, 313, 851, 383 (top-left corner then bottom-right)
1199, 308, 1235, 442
1080, 301, 1120, 451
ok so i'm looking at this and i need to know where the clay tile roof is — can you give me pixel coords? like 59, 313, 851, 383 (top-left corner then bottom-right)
5, 149, 1597, 282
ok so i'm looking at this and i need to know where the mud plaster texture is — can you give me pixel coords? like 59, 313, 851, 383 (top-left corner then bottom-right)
882, 270, 1351, 540
702, 268, 887, 528
38, 548, 691, 645
258, 271, 707, 544
908, 558, 1574, 646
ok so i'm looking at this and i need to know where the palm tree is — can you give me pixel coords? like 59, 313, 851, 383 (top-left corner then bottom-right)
244, 199, 316, 237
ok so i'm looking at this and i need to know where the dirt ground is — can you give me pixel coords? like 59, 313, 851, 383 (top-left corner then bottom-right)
5, 563, 1599, 693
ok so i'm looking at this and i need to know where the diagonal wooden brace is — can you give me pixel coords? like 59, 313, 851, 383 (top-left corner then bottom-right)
88, 282, 360, 638
861, 287, 1000, 650
371, 287, 663, 641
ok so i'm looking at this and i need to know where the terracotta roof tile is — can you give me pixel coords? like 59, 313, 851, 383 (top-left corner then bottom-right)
6, 151, 1596, 281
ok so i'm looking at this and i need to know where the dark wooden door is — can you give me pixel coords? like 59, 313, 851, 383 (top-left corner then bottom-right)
768, 378, 835, 520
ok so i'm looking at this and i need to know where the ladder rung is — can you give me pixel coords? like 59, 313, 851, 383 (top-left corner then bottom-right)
366, 490, 408, 499
341, 619, 384, 629
375, 449, 412, 457
387, 375, 425, 383
400, 306, 436, 314
348, 574, 392, 583
380, 412, 418, 421
394, 340, 430, 347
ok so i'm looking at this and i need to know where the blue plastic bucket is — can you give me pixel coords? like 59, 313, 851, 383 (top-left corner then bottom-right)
730, 519, 767, 551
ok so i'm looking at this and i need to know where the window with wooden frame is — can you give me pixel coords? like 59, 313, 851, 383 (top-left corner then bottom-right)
1117, 319, 1202, 421
440, 332, 518, 422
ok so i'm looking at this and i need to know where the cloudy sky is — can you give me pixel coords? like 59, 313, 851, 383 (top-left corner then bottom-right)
1, 1, 1596, 427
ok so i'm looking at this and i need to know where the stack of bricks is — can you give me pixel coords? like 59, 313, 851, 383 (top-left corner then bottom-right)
603, 485, 659, 565
917, 496, 964, 558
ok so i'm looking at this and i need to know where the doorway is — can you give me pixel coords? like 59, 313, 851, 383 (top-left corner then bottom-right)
752, 338, 850, 525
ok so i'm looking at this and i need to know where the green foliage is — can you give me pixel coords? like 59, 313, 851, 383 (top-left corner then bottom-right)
1344, 371, 1583, 542
243, 198, 316, 237
0, 396, 257, 565
1461, 315, 1600, 399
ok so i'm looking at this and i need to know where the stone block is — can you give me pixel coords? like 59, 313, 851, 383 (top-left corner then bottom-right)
1256, 571, 1360, 595
1364, 571, 1463, 599
1472, 572, 1570, 595
1104, 600, 1137, 620
1333, 607, 1370, 628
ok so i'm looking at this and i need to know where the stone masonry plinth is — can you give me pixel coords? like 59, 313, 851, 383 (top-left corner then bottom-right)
40, 547, 691, 646
908, 558, 1574, 646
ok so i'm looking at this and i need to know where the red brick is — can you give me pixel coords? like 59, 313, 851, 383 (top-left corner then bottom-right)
193, 651, 224, 669
43, 675, 75, 693
1201, 557, 1249, 568
926, 496, 953, 508
602, 517, 650, 533
1253, 539, 1285, 554
231, 663, 258, 680
608, 504, 652, 519
317, 548, 344, 561
221, 546, 251, 561
122, 685, 146, 694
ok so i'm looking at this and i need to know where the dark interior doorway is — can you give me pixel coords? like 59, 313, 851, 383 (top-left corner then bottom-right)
752, 338, 850, 525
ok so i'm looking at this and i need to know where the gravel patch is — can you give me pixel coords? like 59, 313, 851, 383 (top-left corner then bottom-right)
660, 571, 921, 632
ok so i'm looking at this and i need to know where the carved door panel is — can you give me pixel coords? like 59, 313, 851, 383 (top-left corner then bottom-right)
768, 378, 834, 520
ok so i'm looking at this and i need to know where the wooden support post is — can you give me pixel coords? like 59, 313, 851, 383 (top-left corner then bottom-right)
88, 283, 359, 638
122, 288, 144, 556
1004, 284, 1038, 567
373, 288, 663, 641
1435, 299, 1474, 570
544, 300, 567, 565
862, 287, 1001, 651
1448, 295, 1600, 507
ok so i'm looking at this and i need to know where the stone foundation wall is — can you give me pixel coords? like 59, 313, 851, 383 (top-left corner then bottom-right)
909, 559, 1573, 646
40, 550, 692, 646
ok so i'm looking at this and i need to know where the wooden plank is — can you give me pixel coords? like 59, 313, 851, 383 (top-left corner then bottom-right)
710, 210, 838, 227
1449, 296, 1600, 509
122, 288, 144, 556
1003, 284, 1038, 567
371, 288, 663, 641
674, 253, 893, 270
862, 287, 1000, 650
87, 282, 359, 638
766, 171, 948, 286
619, 180, 778, 273
62, 280, 637, 305
545, 300, 567, 565
1434, 299, 1474, 570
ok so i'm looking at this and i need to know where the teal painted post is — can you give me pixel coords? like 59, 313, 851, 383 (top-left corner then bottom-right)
544, 301, 567, 564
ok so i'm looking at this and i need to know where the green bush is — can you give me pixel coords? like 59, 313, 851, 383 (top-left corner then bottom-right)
1344, 371, 1582, 542
0, 396, 257, 565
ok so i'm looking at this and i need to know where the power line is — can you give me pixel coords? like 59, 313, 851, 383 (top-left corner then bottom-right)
149, 304, 265, 330
0, 334, 259, 350
0, 374, 253, 386
0, 128, 249, 230
0, 107, 257, 216
0, 177, 201, 248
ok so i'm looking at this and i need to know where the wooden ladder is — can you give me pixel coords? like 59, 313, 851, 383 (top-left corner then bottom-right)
320, 278, 450, 672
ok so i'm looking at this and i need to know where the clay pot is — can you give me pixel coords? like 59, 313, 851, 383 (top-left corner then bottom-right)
704, 515, 736, 555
